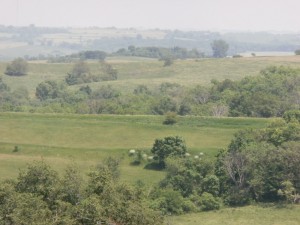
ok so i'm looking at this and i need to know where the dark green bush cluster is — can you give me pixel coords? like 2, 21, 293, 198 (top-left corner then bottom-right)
147, 117, 299, 214
0, 159, 163, 225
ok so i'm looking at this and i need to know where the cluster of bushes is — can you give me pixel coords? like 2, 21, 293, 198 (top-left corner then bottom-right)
0, 159, 163, 225
128, 112, 300, 215
65, 61, 117, 85
215, 111, 300, 205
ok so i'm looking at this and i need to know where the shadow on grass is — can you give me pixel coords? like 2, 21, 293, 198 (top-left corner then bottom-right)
143, 162, 164, 171
130, 161, 142, 166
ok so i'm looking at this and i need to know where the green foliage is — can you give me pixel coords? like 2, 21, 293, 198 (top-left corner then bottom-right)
199, 192, 222, 211
152, 97, 177, 115
60, 164, 83, 205
283, 110, 300, 123
0, 160, 164, 225
160, 157, 215, 197
227, 66, 300, 117
5, 58, 28, 76
150, 188, 187, 215
162, 57, 174, 67
211, 40, 229, 58
277, 180, 297, 203
115, 46, 203, 59
12, 145, 20, 152
295, 49, 300, 55
151, 136, 187, 166
163, 112, 178, 125
35, 80, 66, 100
66, 61, 91, 85
219, 119, 300, 205
16, 160, 59, 203
99, 62, 118, 80
79, 50, 107, 60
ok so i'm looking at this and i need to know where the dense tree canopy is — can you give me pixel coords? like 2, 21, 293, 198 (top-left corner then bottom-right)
151, 136, 187, 166
0, 160, 164, 225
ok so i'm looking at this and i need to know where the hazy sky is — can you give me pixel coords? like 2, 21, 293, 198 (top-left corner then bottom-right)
1, 0, 300, 31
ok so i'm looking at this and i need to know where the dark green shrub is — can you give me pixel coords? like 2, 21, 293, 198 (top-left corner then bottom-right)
163, 112, 178, 125
200, 192, 222, 211
5, 58, 28, 76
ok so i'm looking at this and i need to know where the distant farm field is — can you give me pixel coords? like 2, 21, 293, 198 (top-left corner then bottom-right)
1, 56, 300, 97
0, 113, 270, 183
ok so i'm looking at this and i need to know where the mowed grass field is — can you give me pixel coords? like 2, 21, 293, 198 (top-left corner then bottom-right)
0, 112, 270, 184
1, 56, 300, 97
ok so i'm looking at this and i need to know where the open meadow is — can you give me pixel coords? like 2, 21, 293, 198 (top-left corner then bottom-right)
0, 113, 270, 183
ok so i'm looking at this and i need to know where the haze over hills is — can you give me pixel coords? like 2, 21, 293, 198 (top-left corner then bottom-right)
0, 25, 299, 60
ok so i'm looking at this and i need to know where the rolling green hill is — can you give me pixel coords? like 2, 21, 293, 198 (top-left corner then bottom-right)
0, 113, 270, 183
1, 56, 300, 97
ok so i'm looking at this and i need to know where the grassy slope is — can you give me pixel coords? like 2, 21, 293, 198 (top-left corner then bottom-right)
1, 56, 300, 96
169, 205, 300, 225
0, 113, 270, 184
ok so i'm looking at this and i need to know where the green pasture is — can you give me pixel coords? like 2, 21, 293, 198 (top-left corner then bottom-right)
169, 205, 300, 225
1, 56, 300, 97
0, 113, 270, 183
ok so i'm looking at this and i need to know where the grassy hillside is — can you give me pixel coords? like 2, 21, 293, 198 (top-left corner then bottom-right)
1, 56, 300, 97
0, 113, 270, 183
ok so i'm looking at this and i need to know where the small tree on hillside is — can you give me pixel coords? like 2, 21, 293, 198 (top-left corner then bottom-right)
5, 58, 28, 76
151, 136, 187, 167
163, 112, 178, 125
162, 57, 174, 67
66, 61, 90, 85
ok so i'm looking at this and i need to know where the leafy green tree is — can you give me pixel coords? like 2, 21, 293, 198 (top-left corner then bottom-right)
163, 112, 178, 125
295, 49, 300, 55
66, 61, 91, 85
60, 164, 83, 205
283, 110, 300, 123
151, 136, 187, 167
16, 160, 59, 204
5, 58, 28, 76
152, 97, 177, 115
218, 119, 300, 205
150, 188, 186, 215
199, 192, 222, 211
0, 77, 10, 92
100, 62, 118, 80
211, 39, 229, 58
162, 56, 174, 67
133, 84, 151, 95
35, 80, 66, 100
